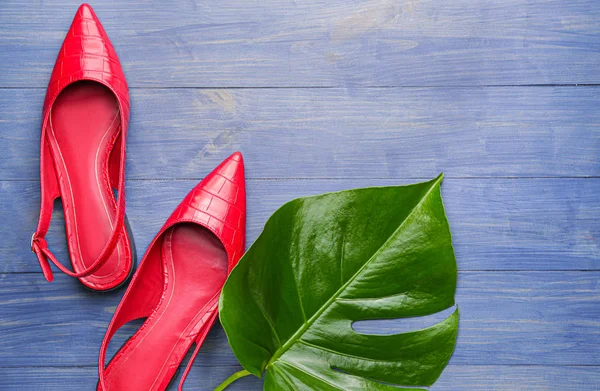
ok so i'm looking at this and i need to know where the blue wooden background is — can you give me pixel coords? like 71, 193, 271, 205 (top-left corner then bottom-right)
1, 0, 599, 389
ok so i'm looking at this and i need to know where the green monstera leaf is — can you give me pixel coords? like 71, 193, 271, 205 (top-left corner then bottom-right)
218, 175, 458, 390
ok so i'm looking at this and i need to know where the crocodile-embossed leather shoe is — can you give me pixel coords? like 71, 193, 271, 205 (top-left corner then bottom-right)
98, 152, 246, 391
31, 4, 133, 291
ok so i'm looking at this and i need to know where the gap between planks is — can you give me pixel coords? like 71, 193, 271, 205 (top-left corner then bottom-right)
1, 364, 599, 369
1, 176, 599, 182
1, 84, 600, 90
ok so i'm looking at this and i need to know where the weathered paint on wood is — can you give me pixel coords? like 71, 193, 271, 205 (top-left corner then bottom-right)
1, 0, 599, 388
1, 365, 599, 390
1, 272, 598, 367
1, 87, 599, 181
2, 178, 597, 273
0, 0, 599, 87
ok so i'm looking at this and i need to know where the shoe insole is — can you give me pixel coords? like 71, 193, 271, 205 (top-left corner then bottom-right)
50, 81, 129, 286
103, 224, 228, 391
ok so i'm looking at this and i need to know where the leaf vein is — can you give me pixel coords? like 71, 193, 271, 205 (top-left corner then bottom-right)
299, 339, 397, 364
289, 251, 308, 323
254, 299, 283, 347
298, 339, 426, 365
339, 228, 346, 286
266, 175, 443, 368
278, 360, 347, 391
272, 363, 300, 391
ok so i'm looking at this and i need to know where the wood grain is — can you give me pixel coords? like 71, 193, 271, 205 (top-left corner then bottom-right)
1, 365, 598, 390
0, 0, 599, 87
1, 87, 599, 181
1, 272, 598, 368
2, 178, 597, 273
1, 0, 599, 388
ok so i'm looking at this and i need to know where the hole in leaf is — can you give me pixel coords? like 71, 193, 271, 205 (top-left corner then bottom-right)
351, 306, 457, 335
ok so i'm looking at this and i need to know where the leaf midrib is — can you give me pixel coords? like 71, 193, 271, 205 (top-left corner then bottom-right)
265, 174, 443, 369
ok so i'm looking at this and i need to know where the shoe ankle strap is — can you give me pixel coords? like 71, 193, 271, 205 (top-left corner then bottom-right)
31, 229, 124, 281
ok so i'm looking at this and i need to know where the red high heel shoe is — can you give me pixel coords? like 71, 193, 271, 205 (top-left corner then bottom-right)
31, 4, 133, 291
98, 152, 246, 391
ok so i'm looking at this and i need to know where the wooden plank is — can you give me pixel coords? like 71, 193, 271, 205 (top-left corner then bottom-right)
1, 272, 598, 367
0, 0, 599, 87
434, 365, 600, 390
1, 87, 599, 181
2, 178, 598, 273
1, 365, 599, 390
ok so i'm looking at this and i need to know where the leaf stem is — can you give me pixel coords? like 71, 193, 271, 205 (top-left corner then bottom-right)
213, 369, 252, 391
